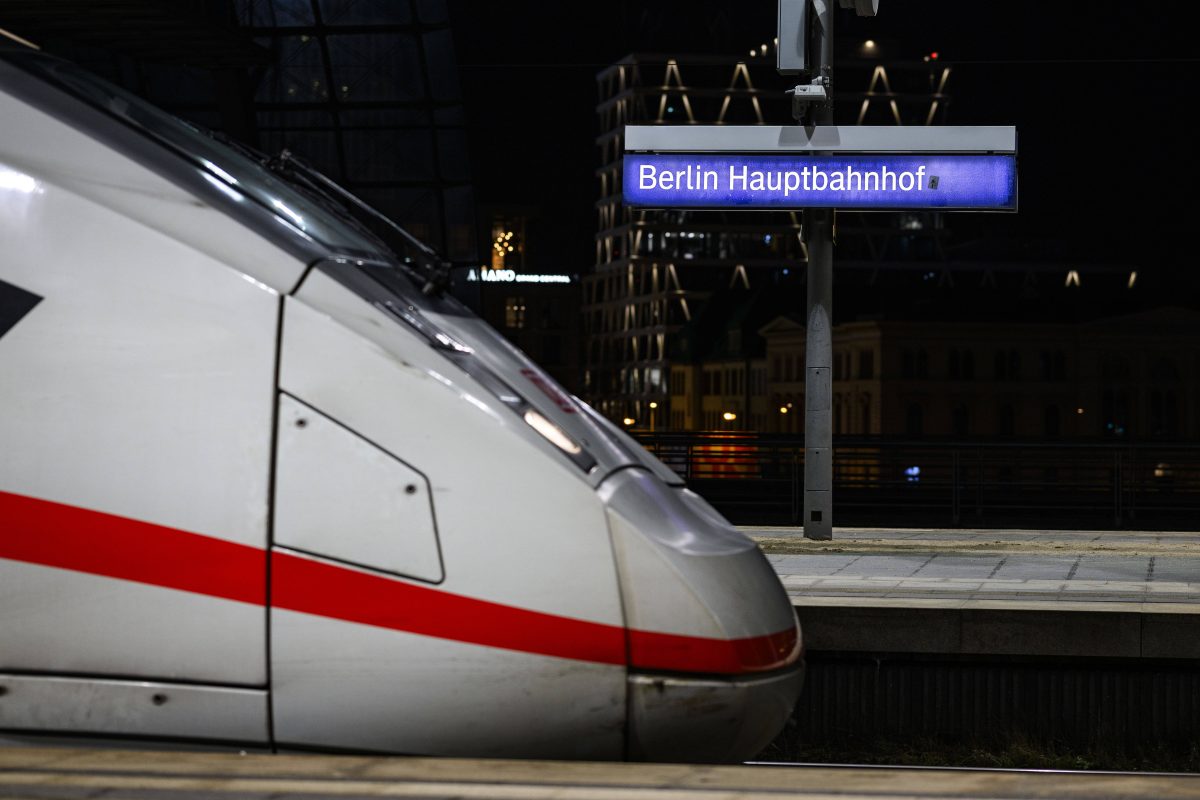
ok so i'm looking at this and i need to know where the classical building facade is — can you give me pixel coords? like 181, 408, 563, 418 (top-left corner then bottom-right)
666, 308, 1200, 441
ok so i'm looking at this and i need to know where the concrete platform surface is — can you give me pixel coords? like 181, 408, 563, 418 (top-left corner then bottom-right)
1, 746, 1198, 800
750, 526, 1200, 608
749, 526, 1200, 658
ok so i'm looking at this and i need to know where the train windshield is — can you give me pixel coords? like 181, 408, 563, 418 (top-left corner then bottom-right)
8, 51, 393, 262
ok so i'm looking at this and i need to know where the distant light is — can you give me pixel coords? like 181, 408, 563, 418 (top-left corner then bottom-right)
1128, 270, 1138, 289
1076, 407, 1085, 415
761, 43, 768, 55
779, 406, 789, 414
1065, 269, 1081, 287
905, 465, 921, 483
749, 49, 756, 57
623, 417, 635, 426
930, 51, 939, 60
649, 401, 658, 409
722, 411, 737, 421
864, 39, 876, 49
787, 402, 794, 408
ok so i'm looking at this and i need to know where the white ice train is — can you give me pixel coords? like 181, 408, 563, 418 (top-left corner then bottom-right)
0, 40, 802, 762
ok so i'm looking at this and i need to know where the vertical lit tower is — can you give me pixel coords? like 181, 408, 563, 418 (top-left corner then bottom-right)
585, 54, 803, 427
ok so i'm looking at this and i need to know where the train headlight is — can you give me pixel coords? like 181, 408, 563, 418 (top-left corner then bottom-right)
376, 297, 596, 472
524, 409, 582, 456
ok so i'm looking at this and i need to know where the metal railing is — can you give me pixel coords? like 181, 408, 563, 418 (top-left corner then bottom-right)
632, 432, 1200, 529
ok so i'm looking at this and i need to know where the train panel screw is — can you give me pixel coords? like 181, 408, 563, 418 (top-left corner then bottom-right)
152, 693, 168, 706
405, 484, 418, 495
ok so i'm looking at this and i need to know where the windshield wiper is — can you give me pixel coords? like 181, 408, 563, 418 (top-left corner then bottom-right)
266, 149, 453, 298
199, 130, 451, 297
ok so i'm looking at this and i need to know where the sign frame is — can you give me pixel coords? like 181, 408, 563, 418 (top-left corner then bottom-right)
623, 125, 1018, 213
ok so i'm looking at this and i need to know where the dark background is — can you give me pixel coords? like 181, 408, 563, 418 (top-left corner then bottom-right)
455, 1, 1200, 295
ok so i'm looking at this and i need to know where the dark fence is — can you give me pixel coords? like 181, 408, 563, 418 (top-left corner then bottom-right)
631, 432, 1200, 528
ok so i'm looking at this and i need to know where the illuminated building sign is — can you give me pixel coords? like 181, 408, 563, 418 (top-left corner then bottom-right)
624, 154, 1016, 210
466, 269, 573, 284
623, 125, 1017, 212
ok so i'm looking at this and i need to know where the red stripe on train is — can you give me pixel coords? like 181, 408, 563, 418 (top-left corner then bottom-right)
0, 490, 798, 675
271, 549, 626, 666
0, 489, 265, 604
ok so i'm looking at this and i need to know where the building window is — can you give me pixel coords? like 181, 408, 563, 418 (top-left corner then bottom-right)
948, 349, 960, 380
542, 335, 561, 365
1008, 349, 1021, 380
753, 367, 766, 394
859, 351, 874, 380
861, 396, 872, 434
1150, 390, 1179, 438
905, 403, 923, 436
1101, 387, 1130, 437
902, 350, 915, 379
963, 350, 975, 380
504, 297, 526, 329
953, 404, 970, 437
998, 403, 1015, 437
1044, 405, 1060, 439
994, 350, 1007, 380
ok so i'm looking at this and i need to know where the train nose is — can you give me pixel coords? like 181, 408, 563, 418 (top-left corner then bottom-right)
598, 468, 804, 763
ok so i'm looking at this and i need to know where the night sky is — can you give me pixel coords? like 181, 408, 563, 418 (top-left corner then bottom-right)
452, 1, 1200, 295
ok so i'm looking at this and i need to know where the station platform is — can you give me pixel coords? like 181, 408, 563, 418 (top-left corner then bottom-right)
2, 745, 1198, 800
750, 527, 1200, 658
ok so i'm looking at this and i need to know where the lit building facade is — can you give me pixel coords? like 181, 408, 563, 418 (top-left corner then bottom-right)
583, 55, 803, 428
715, 308, 1200, 440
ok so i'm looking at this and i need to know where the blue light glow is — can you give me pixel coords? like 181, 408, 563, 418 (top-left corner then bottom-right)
624, 153, 1016, 210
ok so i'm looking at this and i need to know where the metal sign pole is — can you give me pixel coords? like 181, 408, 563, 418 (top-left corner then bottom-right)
802, 0, 834, 539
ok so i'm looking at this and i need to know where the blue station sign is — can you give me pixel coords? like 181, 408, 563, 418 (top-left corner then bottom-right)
623, 125, 1018, 212
624, 153, 1015, 210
